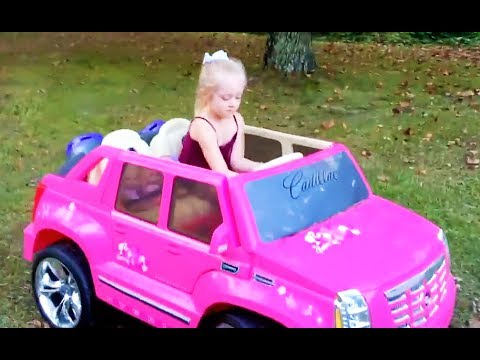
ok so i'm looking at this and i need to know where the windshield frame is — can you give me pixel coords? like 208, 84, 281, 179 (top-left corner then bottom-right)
228, 144, 372, 250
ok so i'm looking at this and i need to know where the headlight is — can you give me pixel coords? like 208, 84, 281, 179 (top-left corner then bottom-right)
334, 289, 371, 328
437, 228, 450, 258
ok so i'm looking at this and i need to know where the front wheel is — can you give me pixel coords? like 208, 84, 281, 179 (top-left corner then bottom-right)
211, 311, 276, 328
31, 242, 95, 328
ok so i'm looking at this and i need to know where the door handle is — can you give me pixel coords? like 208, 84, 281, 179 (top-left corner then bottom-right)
167, 244, 181, 255
113, 223, 126, 234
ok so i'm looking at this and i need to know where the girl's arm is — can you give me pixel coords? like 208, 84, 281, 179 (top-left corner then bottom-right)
190, 119, 237, 176
230, 113, 263, 173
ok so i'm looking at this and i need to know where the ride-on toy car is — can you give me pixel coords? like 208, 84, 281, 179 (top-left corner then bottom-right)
23, 120, 456, 328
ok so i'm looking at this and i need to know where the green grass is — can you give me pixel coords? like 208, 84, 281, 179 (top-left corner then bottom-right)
0, 32, 479, 328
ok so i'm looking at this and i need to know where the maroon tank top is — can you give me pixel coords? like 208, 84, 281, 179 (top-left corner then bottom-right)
178, 115, 238, 170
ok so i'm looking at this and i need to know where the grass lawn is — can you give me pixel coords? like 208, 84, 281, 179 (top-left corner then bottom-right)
0, 32, 479, 328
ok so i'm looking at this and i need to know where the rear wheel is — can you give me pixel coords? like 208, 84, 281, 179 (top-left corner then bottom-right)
32, 242, 95, 328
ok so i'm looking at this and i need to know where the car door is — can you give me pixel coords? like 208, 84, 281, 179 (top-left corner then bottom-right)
154, 175, 227, 293
99, 160, 169, 294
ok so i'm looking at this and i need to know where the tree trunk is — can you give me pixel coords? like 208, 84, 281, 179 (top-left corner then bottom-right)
263, 32, 316, 75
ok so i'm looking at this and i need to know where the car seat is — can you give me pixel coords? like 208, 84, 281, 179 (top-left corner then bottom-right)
87, 129, 151, 185
149, 118, 191, 160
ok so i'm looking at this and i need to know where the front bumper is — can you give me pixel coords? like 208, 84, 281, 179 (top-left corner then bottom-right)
23, 223, 35, 262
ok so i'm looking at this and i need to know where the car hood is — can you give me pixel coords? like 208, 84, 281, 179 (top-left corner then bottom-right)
253, 195, 445, 295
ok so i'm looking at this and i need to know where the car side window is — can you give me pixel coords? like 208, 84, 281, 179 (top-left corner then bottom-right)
115, 163, 164, 224
168, 176, 223, 245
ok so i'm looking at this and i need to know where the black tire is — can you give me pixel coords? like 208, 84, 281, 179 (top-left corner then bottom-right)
210, 310, 274, 328
31, 242, 95, 328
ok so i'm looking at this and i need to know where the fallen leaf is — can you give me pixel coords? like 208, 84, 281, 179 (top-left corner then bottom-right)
465, 149, 479, 167
425, 82, 437, 94
470, 101, 480, 110
28, 320, 42, 328
361, 149, 372, 158
403, 127, 414, 136
342, 122, 347, 129
377, 175, 389, 182
376, 81, 383, 88
416, 169, 427, 175
321, 120, 335, 130
457, 90, 475, 98
259, 104, 267, 110
468, 317, 480, 328
423, 133, 433, 141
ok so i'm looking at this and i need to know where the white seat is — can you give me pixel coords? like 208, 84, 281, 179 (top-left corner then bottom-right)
87, 128, 152, 185
149, 118, 191, 159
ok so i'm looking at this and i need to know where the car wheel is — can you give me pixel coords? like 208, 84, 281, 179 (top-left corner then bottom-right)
212, 311, 273, 328
32, 242, 95, 328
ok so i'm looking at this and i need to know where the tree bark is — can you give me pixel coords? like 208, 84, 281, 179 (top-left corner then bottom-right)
263, 32, 316, 75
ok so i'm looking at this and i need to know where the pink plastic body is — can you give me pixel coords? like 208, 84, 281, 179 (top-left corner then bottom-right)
23, 142, 456, 328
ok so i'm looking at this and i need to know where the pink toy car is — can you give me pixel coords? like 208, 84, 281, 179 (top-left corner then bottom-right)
22, 122, 456, 328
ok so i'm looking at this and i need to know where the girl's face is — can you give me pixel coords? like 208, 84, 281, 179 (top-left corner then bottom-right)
209, 73, 245, 119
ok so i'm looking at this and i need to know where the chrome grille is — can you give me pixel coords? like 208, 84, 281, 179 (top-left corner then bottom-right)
385, 255, 448, 328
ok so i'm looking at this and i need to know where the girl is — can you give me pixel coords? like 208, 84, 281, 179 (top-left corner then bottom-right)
178, 50, 263, 176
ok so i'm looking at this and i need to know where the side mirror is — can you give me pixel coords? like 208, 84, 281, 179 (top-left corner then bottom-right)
209, 224, 232, 255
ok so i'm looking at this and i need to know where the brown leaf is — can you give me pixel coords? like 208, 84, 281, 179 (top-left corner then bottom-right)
470, 101, 480, 110
416, 169, 427, 175
469, 317, 480, 328
425, 82, 437, 94
400, 80, 409, 87
403, 127, 414, 136
321, 120, 335, 130
465, 149, 479, 167
442, 69, 450, 76
361, 149, 372, 158
377, 175, 389, 182
457, 90, 475, 98
423, 133, 433, 141
28, 320, 43, 328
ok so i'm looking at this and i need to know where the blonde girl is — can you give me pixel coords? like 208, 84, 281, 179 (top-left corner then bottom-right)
178, 50, 262, 176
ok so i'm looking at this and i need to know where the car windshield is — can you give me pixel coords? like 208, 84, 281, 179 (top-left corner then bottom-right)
244, 151, 370, 242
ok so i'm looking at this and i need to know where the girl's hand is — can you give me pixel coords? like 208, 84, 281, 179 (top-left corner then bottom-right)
225, 169, 238, 177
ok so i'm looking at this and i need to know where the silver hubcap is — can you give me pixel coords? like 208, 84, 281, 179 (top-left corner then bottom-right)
216, 322, 234, 328
34, 257, 82, 328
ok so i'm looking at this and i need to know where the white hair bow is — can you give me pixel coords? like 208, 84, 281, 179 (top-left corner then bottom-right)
203, 50, 229, 64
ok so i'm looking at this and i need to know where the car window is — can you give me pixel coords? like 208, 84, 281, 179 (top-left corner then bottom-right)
244, 133, 283, 163
86, 158, 109, 185
115, 163, 164, 224
168, 176, 223, 245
